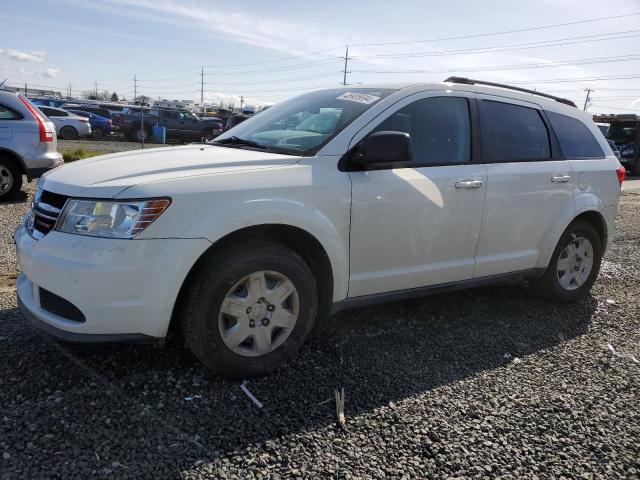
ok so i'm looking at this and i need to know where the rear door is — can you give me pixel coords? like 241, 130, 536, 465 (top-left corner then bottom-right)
348, 93, 487, 297
473, 96, 574, 278
546, 110, 620, 209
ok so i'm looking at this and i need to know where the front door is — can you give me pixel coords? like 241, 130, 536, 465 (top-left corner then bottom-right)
348, 94, 487, 297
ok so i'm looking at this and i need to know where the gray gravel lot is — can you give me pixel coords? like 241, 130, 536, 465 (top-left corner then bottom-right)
0, 177, 639, 479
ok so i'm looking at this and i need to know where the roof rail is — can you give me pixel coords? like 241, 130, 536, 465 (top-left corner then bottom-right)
444, 76, 577, 108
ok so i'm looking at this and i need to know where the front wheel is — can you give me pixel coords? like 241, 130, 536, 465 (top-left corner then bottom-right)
181, 241, 318, 378
535, 220, 602, 303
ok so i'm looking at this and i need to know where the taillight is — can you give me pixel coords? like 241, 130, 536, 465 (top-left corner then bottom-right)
18, 95, 53, 142
78, 118, 89, 123
107, 119, 113, 125
616, 165, 626, 185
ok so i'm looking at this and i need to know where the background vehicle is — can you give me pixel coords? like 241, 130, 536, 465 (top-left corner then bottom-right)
66, 109, 113, 139
38, 106, 92, 140
16, 80, 622, 378
224, 113, 248, 131
0, 90, 62, 201
594, 114, 640, 175
122, 108, 223, 142
607, 139, 621, 159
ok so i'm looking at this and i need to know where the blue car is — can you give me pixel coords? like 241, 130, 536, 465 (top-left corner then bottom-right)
66, 109, 113, 139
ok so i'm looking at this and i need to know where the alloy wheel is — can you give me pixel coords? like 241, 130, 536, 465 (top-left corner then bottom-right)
0, 166, 13, 193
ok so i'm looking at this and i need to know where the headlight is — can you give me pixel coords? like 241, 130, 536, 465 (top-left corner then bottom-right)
56, 198, 171, 239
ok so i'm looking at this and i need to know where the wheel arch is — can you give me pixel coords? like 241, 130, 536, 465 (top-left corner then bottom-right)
168, 223, 336, 337
0, 148, 26, 175
537, 207, 608, 270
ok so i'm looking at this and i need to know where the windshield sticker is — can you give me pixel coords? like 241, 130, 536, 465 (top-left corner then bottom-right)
337, 92, 381, 105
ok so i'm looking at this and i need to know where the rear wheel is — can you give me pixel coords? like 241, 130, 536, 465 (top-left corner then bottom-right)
59, 126, 78, 140
0, 159, 22, 202
181, 241, 318, 378
92, 127, 105, 139
535, 220, 602, 303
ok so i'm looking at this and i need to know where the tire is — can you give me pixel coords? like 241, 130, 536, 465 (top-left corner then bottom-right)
59, 126, 78, 140
92, 127, 105, 139
535, 220, 602, 303
181, 241, 318, 378
135, 126, 151, 143
203, 130, 216, 141
0, 158, 22, 202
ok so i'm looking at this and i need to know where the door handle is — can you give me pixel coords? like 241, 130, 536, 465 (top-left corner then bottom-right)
455, 179, 483, 189
551, 175, 571, 183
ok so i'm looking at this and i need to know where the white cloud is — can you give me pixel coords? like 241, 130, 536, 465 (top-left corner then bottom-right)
43, 68, 60, 78
74, 0, 342, 57
6, 49, 45, 62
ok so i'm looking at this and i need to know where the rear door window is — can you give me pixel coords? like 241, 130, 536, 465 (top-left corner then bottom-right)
479, 100, 550, 162
546, 111, 604, 159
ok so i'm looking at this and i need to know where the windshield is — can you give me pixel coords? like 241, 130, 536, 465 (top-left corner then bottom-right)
213, 88, 397, 155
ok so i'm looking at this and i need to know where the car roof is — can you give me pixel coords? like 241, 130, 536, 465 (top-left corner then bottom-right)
326, 80, 585, 119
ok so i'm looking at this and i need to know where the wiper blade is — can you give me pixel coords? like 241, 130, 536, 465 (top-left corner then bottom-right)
212, 136, 267, 150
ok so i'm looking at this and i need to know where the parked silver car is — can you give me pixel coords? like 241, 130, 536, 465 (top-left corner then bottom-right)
0, 90, 63, 201
38, 106, 92, 140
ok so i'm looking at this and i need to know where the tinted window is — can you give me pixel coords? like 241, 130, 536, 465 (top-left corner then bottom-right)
0, 104, 21, 120
547, 111, 604, 159
40, 107, 55, 117
373, 96, 471, 165
46, 109, 67, 117
480, 101, 550, 162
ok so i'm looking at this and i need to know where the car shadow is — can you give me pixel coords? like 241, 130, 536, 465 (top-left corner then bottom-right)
2, 282, 596, 464
1, 189, 28, 205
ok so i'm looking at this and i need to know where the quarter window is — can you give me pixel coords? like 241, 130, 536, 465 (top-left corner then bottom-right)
546, 111, 604, 159
0, 104, 21, 120
479, 100, 550, 162
373, 96, 471, 165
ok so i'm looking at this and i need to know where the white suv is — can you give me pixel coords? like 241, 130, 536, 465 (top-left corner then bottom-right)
15, 78, 624, 378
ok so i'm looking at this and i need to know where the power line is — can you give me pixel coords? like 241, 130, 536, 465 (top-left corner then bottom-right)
511, 74, 640, 84
351, 53, 640, 74
348, 12, 640, 47
349, 30, 640, 59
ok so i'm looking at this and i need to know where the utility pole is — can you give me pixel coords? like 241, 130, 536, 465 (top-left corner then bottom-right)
240, 96, 245, 110
94, 80, 98, 99
342, 45, 350, 86
67, 82, 72, 99
24, 82, 27, 95
133, 74, 137, 102
583, 88, 593, 111
200, 66, 204, 104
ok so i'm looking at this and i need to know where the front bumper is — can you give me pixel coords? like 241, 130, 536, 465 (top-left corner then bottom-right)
15, 225, 210, 340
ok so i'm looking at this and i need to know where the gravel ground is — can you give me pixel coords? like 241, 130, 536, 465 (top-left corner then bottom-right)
1, 182, 639, 479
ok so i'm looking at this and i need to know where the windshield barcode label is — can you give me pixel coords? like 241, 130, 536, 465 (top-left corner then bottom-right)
336, 93, 381, 104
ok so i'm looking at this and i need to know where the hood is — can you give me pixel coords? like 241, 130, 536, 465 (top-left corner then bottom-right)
41, 144, 301, 198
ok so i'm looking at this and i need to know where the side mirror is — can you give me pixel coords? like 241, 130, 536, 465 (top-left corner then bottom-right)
362, 131, 412, 165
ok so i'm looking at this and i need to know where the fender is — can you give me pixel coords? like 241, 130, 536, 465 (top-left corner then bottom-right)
535, 190, 605, 269
197, 197, 350, 302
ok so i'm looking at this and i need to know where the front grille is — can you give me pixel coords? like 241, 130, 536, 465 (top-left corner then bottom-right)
28, 189, 68, 238
39, 288, 86, 323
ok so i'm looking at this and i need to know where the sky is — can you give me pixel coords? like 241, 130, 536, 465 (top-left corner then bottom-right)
0, 0, 639, 112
